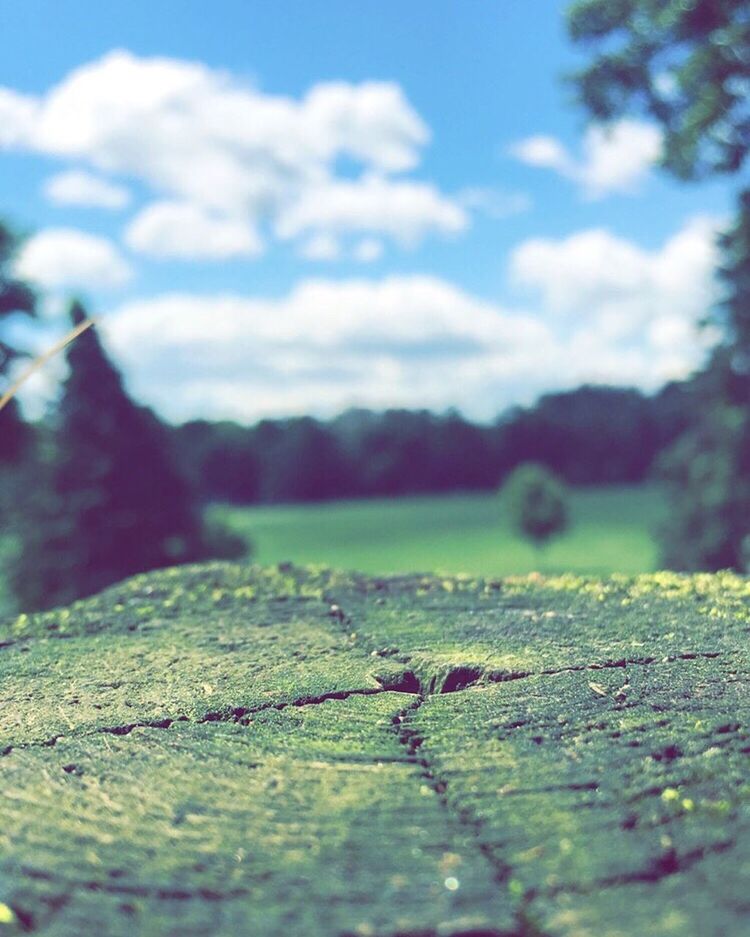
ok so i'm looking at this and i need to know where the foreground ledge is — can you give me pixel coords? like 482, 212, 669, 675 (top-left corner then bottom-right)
1, 564, 748, 936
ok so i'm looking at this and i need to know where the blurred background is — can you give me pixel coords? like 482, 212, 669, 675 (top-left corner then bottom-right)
1, 0, 748, 612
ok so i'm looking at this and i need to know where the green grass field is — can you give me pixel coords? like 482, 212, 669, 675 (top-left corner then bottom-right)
213, 483, 665, 578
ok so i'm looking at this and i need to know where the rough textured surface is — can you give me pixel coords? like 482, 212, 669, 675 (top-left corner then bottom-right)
0, 563, 749, 936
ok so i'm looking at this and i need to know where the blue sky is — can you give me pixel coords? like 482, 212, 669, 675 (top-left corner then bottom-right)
0, 1, 735, 423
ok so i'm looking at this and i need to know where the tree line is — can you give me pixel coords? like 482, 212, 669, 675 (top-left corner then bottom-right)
171, 382, 694, 505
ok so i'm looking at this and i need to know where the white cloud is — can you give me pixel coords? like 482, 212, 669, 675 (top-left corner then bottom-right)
510, 119, 662, 198
0, 50, 464, 256
510, 215, 720, 383
275, 174, 467, 245
509, 135, 571, 172
511, 216, 718, 320
457, 187, 532, 219
580, 121, 662, 196
302, 81, 428, 172
299, 233, 341, 262
0, 87, 37, 146
44, 170, 131, 208
92, 213, 718, 423
101, 276, 553, 421
14, 228, 133, 290
125, 201, 263, 259
512, 228, 650, 315
299, 233, 384, 263
353, 238, 383, 263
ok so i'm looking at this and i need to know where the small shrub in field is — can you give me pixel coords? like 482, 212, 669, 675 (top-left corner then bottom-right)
501, 463, 569, 550
201, 518, 248, 561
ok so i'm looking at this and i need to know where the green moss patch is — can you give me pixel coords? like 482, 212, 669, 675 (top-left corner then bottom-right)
0, 563, 748, 935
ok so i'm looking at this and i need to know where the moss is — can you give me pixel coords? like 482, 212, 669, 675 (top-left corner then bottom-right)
0, 563, 748, 935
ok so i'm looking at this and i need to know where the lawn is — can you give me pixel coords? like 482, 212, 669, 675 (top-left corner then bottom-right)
212, 483, 665, 577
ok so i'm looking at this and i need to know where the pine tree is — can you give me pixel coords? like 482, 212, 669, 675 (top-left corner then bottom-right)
12, 300, 238, 610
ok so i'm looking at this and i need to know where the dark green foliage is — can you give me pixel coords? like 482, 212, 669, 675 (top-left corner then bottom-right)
0, 223, 35, 322
497, 385, 670, 484
657, 401, 749, 569
567, 0, 750, 179
502, 462, 569, 549
656, 195, 750, 569
715, 190, 750, 395
567, 0, 750, 570
11, 301, 247, 611
173, 419, 261, 502
0, 220, 36, 464
256, 416, 352, 502
200, 516, 248, 561
345, 408, 499, 495
170, 387, 691, 506
0, 399, 30, 464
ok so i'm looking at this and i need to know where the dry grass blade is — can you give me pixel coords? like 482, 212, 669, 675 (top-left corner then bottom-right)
0, 317, 97, 415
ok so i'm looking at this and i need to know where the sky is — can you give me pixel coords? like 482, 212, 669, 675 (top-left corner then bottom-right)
0, 0, 736, 424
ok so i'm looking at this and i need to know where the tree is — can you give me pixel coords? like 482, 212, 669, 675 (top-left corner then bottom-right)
172, 420, 261, 503
256, 417, 352, 503
11, 300, 246, 611
502, 463, 569, 554
429, 411, 498, 491
497, 386, 661, 484
341, 410, 439, 496
567, 0, 750, 570
656, 400, 748, 570
0, 221, 36, 463
568, 1, 750, 181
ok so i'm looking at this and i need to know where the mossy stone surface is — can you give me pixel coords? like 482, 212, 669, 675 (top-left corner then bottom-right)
1, 563, 749, 935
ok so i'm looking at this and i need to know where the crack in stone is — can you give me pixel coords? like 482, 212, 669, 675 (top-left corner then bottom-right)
488, 650, 723, 685
5, 656, 732, 935
376, 650, 726, 699
101, 717, 177, 736
3, 573, 744, 936
390, 698, 553, 937
0, 648, 728, 760
1, 684, 420, 755
384, 659, 734, 935
340, 928, 526, 937
529, 839, 736, 903
495, 780, 600, 797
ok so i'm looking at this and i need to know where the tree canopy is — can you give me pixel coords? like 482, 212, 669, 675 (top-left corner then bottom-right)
568, 0, 750, 180
170, 386, 689, 506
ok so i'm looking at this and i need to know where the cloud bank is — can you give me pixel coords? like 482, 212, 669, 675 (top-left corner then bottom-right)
0, 50, 468, 261
76, 216, 719, 423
